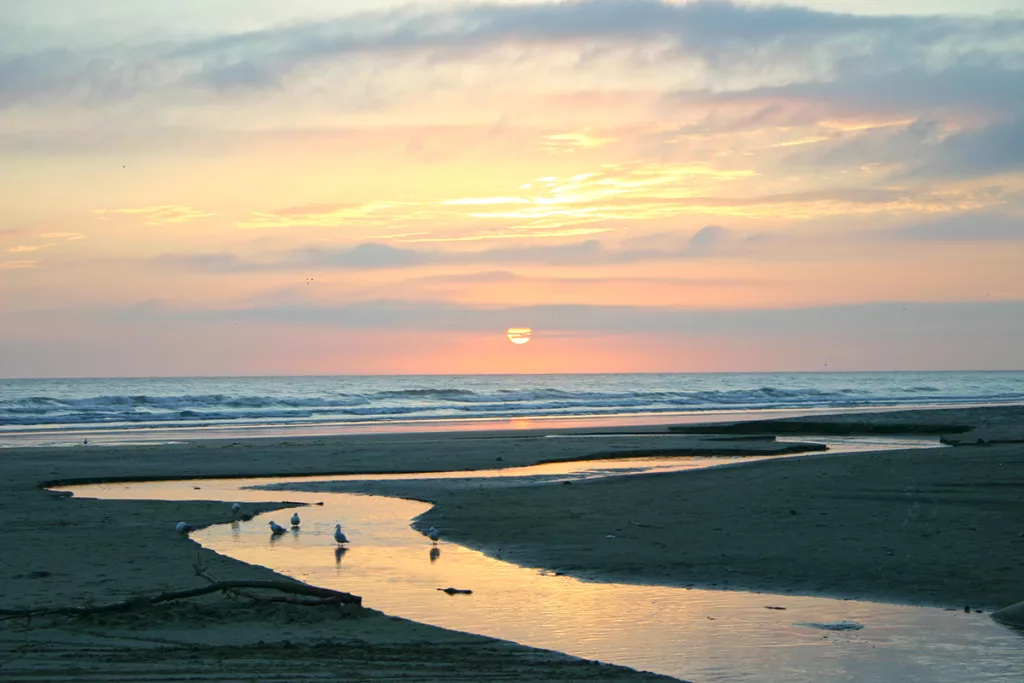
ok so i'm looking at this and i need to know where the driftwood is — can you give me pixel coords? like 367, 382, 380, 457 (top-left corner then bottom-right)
190, 563, 361, 608
1, 553, 360, 621
0, 580, 360, 619
1, 574, 360, 620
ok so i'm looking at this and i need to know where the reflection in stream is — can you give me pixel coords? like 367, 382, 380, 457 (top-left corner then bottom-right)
63, 438, 1021, 683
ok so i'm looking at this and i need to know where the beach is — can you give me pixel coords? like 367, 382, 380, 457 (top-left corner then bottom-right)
2, 405, 1023, 681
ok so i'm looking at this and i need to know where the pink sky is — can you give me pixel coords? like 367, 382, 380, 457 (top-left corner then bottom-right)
1, 0, 1023, 377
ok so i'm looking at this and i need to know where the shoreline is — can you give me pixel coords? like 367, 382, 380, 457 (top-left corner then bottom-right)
3, 399, 1018, 449
3, 405, 1023, 680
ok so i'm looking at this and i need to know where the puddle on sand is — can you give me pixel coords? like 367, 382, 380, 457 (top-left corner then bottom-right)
62, 439, 1021, 683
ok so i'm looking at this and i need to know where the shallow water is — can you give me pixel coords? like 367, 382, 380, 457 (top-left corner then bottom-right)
63, 438, 1022, 683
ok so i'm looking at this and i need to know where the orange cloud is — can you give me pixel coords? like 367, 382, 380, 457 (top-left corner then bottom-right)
8, 244, 54, 253
40, 232, 86, 241
542, 129, 617, 152
238, 201, 421, 229
92, 206, 214, 225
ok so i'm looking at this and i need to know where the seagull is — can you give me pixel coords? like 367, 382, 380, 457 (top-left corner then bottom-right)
427, 526, 440, 545
334, 523, 349, 545
290, 512, 301, 527
268, 521, 287, 535
175, 521, 194, 534
231, 503, 241, 515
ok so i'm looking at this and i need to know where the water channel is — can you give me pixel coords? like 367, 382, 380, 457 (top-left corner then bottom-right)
62, 437, 1022, 683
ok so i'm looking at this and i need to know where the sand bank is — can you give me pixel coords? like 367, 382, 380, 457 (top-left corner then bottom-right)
410, 407, 1024, 610
3, 436, 773, 681
266, 407, 1024, 611
2, 407, 1023, 681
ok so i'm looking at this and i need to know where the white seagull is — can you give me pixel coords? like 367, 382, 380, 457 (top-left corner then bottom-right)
268, 521, 287, 535
175, 521, 194, 534
290, 512, 301, 527
427, 526, 440, 545
334, 523, 349, 545
231, 503, 241, 515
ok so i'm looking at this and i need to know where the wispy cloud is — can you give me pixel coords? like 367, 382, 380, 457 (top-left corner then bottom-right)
92, 206, 214, 225
0, 260, 37, 269
237, 201, 418, 229
7, 244, 55, 253
98, 298, 1024, 343
543, 129, 617, 152
891, 212, 1024, 241
3, 1, 1021, 107
40, 232, 85, 241
155, 224, 766, 273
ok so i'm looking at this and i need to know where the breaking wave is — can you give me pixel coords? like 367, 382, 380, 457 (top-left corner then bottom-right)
2, 372, 1023, 432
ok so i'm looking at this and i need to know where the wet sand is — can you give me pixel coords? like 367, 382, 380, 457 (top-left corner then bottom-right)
2, 407, 1023, 680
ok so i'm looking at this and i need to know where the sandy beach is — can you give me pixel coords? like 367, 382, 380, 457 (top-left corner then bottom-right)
2, 406, 1023, 681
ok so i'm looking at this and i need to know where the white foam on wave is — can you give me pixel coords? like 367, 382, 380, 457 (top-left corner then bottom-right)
3, 372, 1023, 432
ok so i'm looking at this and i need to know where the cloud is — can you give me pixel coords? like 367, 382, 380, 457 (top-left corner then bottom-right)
777, 116, 1024, 181
542, 129, 617, 152
156, 240, 601, 272
905, 118, 1024, 180
2, 1, 1020, 107
238, 201, 414, 229
160, 2, 1024, 93
283, 242, 432, 269
155, 225, 768, 273
92, 206, 214, 225
100, 298, 1024, 344
40, 232, 85, 241
402, 269, 777, 289
670, 64, 1024, 122
0, 260, 37, 269
892, 213, 1024, 241
687, 224, 727, 251
7, 244, 55, 253
409, 270, 522, 285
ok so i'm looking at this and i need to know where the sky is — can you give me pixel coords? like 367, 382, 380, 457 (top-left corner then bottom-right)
1, 0, 1023, 377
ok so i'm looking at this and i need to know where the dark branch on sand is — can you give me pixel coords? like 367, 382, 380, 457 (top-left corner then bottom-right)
190, 559, 361, 607
0, 577, 360, 620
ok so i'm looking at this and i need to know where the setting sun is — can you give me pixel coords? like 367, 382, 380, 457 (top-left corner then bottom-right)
507, 328, 533, 345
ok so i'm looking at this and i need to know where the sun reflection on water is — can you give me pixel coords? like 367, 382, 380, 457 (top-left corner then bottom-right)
61, 443, 1021, 683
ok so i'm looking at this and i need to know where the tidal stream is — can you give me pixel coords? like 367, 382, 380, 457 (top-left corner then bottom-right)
62, 437, 1022, 683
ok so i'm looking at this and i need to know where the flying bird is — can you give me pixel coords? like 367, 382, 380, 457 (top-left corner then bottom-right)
231, 503, 241, 515
268, 521, 287, 535
290, 512, 301, 527
427, 526, 440, 545
334, 523, 349, 545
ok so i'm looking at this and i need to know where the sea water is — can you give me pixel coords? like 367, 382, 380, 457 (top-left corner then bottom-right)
3, 371, 1023, 446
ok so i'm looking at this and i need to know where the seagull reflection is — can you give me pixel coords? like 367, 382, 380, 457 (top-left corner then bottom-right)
334, 546, 348, 564
429, 547, 440, 563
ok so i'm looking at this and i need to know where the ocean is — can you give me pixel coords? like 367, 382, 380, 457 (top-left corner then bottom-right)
2, 371, 1022, 447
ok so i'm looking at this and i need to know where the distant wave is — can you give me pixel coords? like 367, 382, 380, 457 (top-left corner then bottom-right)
3, 378, 1024, 431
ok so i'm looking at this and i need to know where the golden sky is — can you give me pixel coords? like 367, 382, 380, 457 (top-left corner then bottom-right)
2, 0, 1023, 376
